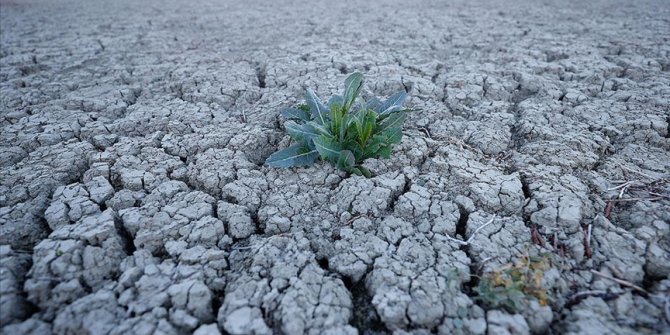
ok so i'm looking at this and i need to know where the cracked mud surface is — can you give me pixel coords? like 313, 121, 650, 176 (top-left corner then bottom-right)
1, 0, 669, 334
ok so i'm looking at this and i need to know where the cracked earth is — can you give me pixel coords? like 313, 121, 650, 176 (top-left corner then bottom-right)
1, 0, 669, 334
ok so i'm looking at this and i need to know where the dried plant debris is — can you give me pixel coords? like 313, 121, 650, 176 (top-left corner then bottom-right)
475, 253, 554, 313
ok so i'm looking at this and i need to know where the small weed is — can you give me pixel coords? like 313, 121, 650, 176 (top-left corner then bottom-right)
265, 72, 412, 177
475, 253, 553, 312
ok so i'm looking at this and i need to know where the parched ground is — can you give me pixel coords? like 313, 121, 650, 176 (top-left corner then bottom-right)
1, 0, 669, 334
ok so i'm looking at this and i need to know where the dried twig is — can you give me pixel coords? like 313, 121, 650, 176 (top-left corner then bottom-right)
605, 200, 613, 218
240, 109, 247, 123
445, 214, 497, 246
607, 180, 641, 191
444, 235, 470, 246
618, 185, 629, 199
531, 225, 545, 247
417, 127, 432, 139
3, 249, 33, 254
612, 197, 663, 202
231, 233, 294, 251
590, 269, 648, 294
649, 192, 670, 199
468, 214, 497, 242
477, 256, 497, 270
602, 166, 669, 215
584, 222, 593, 259
344, 214, 363, 226
569, 289, 609, 301
231, 245, 254, 251
619, 164, 655, 180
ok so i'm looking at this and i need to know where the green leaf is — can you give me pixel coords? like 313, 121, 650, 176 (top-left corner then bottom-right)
306, 121, 332, 137
328, 95, 344, 110
350, 108, 371, 136
343, 72, 364, 110
347, 106, 364, 129
358, 166, 372, 178
383, 126, 403, 144
339, 112, 350, 143
377, 111, 406, 133
336, 150, 355, 170
359, 110, 376, 145
313, 135, 342, 162
377, 145, 392, 159
280, 107, 310, 121
377, 91, 407, 115
364, 135, 386, 157
285, 121, 319, 147
345, 140, 365, 161
348, 167, 363, 176
366, 97, 382, 111
305, 89, 329, 125
266, 144, 318, 168
379, 105, 405, 116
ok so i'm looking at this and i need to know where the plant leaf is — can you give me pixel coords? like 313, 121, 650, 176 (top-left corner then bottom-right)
366, 97, 382, 111
364, 135, 386, 157
313, 135, 342, 162
359, 110, 376, 145
382, 126, 403, 145
305, 89, 329, 125
343, 72, 364, 110
377, 91, 407, 115
328, 95, 344, 110
358, 166, 372, 178
285, 122, 319, 147
306, 121, 332, 137
377, 145, 392, 159
266, 144, 318, 168
339, 113, 351, 143
348, 106, 366, 129
336, 150, 355, 170
280, 107, 310, 121
347, 140, 365, 160
377, 111, 406, 133
379, 105, 405, 116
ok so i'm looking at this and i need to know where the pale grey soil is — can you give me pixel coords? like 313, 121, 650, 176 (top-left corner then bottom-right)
1, 0, 669, 334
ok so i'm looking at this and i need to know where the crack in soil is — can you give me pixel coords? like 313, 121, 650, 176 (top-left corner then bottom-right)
346, 276, 389, 335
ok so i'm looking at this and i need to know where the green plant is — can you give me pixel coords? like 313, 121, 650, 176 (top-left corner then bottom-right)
475, 253, 553, 312
265, 72, 411, 177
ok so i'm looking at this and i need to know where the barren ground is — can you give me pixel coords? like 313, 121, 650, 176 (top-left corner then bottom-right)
1, 0, 669, 334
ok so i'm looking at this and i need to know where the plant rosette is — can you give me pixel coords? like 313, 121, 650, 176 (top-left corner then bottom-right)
266, 72, 412, 177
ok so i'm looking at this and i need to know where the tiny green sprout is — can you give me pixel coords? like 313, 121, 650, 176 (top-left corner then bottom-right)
265, 72, 412, 177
